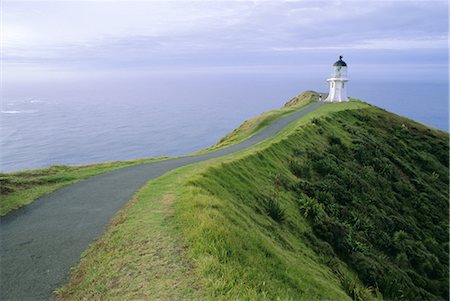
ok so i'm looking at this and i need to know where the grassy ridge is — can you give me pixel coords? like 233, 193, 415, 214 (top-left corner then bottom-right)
57, 101, 375, 300
176, 107, 448, 300
15, 94, 447, 300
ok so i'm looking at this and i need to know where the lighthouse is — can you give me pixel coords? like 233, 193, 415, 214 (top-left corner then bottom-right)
324, 56, 349, 102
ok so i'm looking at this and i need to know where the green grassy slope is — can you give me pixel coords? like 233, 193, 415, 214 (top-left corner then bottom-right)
56, 100, 368, 300
176, 106, 448, 300
57, 98, 448, 300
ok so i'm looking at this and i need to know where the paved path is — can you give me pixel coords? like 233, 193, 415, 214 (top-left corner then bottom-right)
0, 102, 324, 301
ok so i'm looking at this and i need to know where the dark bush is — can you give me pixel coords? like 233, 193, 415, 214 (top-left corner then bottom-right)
288, 158, 311, 178
263, 196, 286, 223
312, 157, 339, 176
328, 135, 342, 145
311, 117, 321, 125
287, 109, 448, 300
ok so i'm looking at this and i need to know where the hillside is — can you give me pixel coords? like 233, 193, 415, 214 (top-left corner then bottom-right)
176, 106, 448, 300
57, 96, 448, 300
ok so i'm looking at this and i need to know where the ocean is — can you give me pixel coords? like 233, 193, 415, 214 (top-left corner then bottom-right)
1, 73, 448, 172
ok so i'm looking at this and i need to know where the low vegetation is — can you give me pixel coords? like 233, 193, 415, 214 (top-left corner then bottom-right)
57, 98, 364, 301
55, 164, 206, 300
289, 112, 448, 300
0, 158, 163, 215
57, 97, 448, 300
175, 107, 448, 300
6, 91, 448, 300
1, 91, 320, 216
205, 90, 320, 150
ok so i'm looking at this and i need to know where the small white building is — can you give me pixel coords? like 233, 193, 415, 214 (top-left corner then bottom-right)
324, 56, 349, 102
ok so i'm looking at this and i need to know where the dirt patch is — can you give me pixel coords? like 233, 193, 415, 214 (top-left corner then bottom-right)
162, 195, 175, 217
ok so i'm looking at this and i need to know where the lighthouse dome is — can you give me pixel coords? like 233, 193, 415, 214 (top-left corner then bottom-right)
333, 56, 347, 67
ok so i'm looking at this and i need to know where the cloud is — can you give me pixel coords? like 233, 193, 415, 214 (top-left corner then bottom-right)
2, 0, 448, 76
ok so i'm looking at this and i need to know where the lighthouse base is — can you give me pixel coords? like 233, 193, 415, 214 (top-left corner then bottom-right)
324, 95, 349, 102
325, 79, 349, 102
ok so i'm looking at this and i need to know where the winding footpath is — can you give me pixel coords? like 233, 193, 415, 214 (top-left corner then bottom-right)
1, 102, 324, 301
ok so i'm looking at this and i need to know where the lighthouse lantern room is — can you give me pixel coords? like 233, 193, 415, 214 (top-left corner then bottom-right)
324, 56, 349, 102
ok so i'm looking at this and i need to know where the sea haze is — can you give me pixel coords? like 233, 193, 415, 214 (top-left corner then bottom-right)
1, 73, 448, 172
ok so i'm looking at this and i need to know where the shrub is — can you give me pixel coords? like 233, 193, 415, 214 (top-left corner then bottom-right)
263, 196, 286, 223
395, 252, 410, 269
311, 117, 321, 125
298, 196, 326, 221
339, 273, 377, 301
328, 135, 342, 145
288, 158, 311, 178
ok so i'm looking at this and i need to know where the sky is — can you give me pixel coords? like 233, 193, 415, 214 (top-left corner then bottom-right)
2, 0, 448, 82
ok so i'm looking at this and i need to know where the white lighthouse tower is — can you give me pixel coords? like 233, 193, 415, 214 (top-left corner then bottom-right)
324, 56, 349, 102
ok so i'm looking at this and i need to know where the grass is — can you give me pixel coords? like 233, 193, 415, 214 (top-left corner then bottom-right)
56, 99, 380, 300
55, 163, 207, 300
0, 158, 165, 216
0, 90, 319, 216
173, 106, 447, 300
199, 90, 320, 152
8, 90, 448, 300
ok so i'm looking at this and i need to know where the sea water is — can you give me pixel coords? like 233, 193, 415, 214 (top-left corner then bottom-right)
1, 73, 448, 172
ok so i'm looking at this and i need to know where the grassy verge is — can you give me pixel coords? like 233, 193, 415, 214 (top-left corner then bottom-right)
55, 163, 206, 300
174, 106, 448, 300
0, 158, 165, 216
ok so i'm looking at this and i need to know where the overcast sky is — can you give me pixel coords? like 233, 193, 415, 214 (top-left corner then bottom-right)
2, 0, 448, 81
